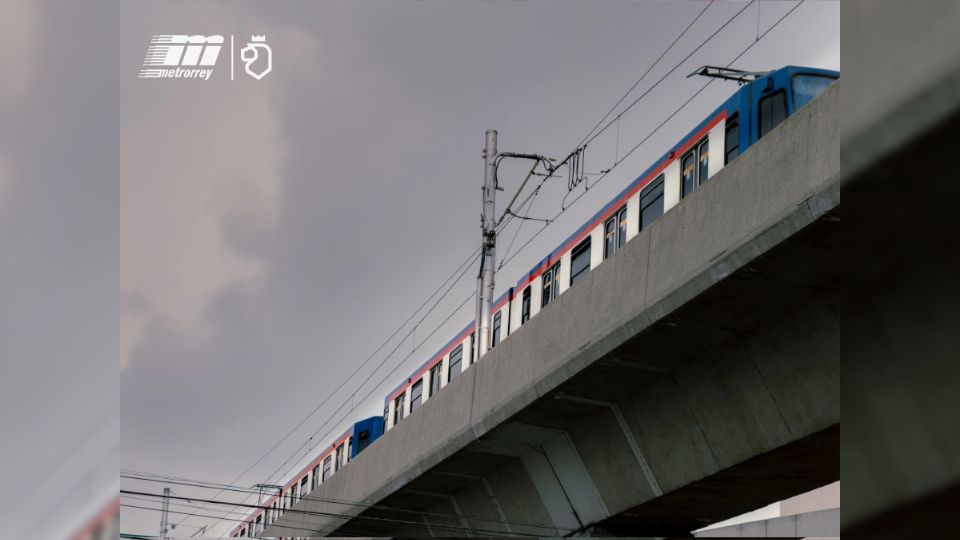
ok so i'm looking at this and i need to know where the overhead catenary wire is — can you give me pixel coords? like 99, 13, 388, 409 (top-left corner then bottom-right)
121, 471, 569, 534
170, 247, 487, 531
197, 283, 480, 534
121, 503, 375, 538
577, 0, 756, 151
177, 215, 529, 533
574, 0, 715, 149
122, 490, 550, 538
262, 253, 480, 485
175, 175, 541, 533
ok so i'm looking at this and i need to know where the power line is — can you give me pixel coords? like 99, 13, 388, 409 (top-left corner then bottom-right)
579, 0, 757, 150
575, 0, 715, 148
199, 284, 479, 534
122, 490, 547, 537
175, 185, 536, 534
264, 254, 479, 485
121, 471, 568, 534
121, 503, 368, 538
169, 248, 482, 531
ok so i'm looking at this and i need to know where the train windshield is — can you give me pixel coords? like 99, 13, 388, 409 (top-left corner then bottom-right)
793, 74, 836, 109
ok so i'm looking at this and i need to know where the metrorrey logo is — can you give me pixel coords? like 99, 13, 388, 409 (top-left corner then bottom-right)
138, 34, 272, 81
139, 35, 223, 80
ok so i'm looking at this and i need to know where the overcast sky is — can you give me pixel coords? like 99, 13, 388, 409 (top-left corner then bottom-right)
0, 1, 838, 537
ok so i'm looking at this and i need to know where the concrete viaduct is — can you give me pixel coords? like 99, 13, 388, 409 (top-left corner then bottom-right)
266, 81, 840, 538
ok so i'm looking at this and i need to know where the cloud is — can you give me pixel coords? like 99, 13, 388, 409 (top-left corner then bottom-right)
121, 75, 283, 367
0, 0, 37, 108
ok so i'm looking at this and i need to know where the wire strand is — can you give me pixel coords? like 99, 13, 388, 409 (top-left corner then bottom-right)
121, 472, 567, 534
574, 0, 715, 148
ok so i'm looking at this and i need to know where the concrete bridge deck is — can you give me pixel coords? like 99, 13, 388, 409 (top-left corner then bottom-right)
266, 81, 840, 538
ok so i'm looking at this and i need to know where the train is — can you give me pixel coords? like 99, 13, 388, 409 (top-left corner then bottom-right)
231, 65, 838, 538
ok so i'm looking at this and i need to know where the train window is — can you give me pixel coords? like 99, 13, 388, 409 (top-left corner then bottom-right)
793, 74, 835, 109
570, 237, 591, 286
725, 114, 740, 164
256, 515, 262, 534
322, 456, 331, 482
335, 444, 344, 471
394, 393, 405, 424
492, 311, 502, 347
639, 175, 665, 231
410, 379, 423, 411
520, 287, 531, 323
429, 362, 442, 396
603, 206, 628, 259
681, 150, 696, 198
291, 483, 299, 503
542, 272, 551, 308
240, 527, 246, 536
448, 344, 463, 381
300, 476, 308, 498
697, 139, 709, 185
617, 206, 628, 250
347, 437, 353, 461
312, 465, 319, 491
469, 332, 475, 364
759, 90, 787, 139
604, 215, 617, 259
541, 262, 560, 308
603, 206, 627, 259
383, 404, 388, 431
682, 137, 709, 198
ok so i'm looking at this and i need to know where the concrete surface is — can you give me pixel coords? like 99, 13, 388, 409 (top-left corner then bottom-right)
265, 81, 840, 538
695, 508, 839, 538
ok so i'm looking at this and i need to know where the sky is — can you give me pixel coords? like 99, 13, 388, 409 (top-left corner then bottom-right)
0, 1, 838, 537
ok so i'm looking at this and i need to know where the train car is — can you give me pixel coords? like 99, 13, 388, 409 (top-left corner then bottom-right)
351, 415, 384, 458
382, 65, 838, 433
231, 416, 383, 538
383, 322, 475, 432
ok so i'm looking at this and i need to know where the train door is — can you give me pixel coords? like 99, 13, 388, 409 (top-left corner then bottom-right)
751, 74, 791, 142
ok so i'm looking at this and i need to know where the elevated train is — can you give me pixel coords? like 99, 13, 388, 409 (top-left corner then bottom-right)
231, 65, 838, 538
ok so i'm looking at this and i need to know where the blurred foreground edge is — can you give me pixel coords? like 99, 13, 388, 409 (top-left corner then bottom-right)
843, 1, 960, 538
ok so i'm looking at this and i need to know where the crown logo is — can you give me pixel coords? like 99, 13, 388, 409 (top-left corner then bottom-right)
251, 35, 266, 42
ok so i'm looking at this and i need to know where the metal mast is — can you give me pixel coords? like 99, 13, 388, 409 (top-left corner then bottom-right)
159, 487, 171, 539
477, 130, 497, 359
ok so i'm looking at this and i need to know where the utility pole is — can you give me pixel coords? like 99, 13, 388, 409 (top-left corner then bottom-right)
159, 487, 171, 539
477, 130, 497, 359
254, 484, 282, 528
